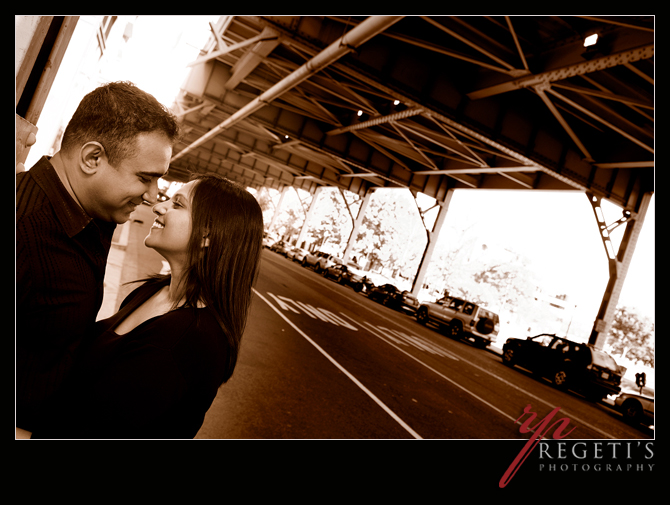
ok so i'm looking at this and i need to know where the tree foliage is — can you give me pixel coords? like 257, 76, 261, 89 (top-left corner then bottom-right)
350, 189, 426, 277
605, 306, 654, 367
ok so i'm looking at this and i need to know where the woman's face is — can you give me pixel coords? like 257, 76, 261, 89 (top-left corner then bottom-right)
144, 180, 198, 266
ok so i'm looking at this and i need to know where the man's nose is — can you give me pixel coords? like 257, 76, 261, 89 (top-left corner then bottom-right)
143, 180, 160, 204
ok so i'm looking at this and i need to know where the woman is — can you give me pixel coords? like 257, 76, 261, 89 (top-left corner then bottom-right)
31, 173, 263, 439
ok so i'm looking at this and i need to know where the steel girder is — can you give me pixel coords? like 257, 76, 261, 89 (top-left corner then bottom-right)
168, 15, 653, 211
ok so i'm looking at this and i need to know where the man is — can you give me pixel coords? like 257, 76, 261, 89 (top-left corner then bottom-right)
16, 81, 180, 433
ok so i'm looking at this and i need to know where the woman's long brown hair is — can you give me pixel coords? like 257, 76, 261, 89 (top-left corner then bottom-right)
172, 173, 264, 383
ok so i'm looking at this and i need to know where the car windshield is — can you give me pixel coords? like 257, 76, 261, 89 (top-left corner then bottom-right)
531, 334, 555, 347
590, 348, 619, 370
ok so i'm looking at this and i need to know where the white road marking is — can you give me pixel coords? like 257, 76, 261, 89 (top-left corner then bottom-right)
451, 356, 617, 439
254, 289, 423, 440
359, 321, 521, 425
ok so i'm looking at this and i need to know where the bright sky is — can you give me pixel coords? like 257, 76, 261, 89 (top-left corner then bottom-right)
443, 190, 654, 322
25, 15, 655, 325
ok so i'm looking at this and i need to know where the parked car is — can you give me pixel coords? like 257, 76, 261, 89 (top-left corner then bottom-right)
416, 295, 499, 348
323, 263, 366, 291
302, 250, 343, 272
287, 246, 309, 263
270, 240, 292, 256
502, 333, 624, 401
368, 283, 400, 305
262, 232, 278, 249
614, 392, 654, 426
399, 290, 420, 315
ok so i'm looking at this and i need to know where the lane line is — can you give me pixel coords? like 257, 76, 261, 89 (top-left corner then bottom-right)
456, 358, 617, 439
359, 321, 520, 425
253, 289, 423, 440
338, 312, 460, 361
339, 304, 616, 438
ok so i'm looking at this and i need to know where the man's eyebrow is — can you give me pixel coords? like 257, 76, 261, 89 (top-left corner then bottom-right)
137, 169, 168, 179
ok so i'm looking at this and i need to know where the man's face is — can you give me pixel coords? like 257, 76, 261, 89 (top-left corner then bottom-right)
88, 132, 172, 223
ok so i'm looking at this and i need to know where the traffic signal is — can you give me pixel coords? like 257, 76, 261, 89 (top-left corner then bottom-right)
635, 372, 646, 389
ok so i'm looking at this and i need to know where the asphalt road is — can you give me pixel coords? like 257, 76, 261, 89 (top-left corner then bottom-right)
195, 249, 653, 440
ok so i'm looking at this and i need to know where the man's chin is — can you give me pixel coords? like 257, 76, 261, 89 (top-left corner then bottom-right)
114, 204, 141, 224
111, 210, 134, 224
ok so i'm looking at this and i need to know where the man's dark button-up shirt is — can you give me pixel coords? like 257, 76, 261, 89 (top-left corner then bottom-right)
16, 156, 116, 430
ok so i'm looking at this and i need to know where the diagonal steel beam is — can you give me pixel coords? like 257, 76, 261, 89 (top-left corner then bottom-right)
186, 31, 278, 67
326, 106, 423, 135
468, 44, 654, 100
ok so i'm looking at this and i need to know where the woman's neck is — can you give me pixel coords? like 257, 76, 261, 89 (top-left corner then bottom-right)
164, 265, 207, 309
165, 264, 186, 306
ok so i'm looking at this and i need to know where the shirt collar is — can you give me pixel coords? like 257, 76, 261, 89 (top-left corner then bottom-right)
31, 156, 93, 238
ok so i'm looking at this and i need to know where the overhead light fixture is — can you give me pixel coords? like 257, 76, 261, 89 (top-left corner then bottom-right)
581, 33, 605, 60
583, 33, 599, 48
357, 110, 364, 117
393, 100, 400, 106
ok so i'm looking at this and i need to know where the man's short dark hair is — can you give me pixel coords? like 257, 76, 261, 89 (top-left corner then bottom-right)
60, 81, 180, 166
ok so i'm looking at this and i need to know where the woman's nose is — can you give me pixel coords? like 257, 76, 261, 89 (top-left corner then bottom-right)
152, 201, 167, 215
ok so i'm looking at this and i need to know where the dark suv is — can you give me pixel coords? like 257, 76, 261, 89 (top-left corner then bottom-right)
502, 333, 624, 401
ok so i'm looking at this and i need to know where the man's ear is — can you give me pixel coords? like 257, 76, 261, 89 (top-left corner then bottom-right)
78, 142, 107, 175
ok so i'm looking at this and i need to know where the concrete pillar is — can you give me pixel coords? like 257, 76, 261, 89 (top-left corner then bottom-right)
343, 189, 374, 264
296, 187, 322, 250
411, 188, 454, 297
267, 185, 289, 234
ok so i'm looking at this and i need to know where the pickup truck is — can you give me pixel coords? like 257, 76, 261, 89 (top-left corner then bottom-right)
416, 296, 499, 348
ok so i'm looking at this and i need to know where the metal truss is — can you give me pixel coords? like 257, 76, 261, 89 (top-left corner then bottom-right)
168, 15, 653, 212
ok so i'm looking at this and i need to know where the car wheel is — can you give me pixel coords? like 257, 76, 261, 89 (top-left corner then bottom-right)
552, 368, 569, 389
448, 320, 463, 340
301, 258, 307, 266
621, 399, 643, 424
353, 282, 363, 292
502, 348, 515, 367
416, 307, 428, 325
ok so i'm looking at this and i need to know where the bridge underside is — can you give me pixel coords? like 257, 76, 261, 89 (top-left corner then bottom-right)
168, 16, 653, 214
167, 16, 654, 348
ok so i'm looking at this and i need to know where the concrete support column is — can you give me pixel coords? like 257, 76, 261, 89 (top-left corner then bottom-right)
411, 188, 454, 297
589, 191, 653, 349
343, 189, 374, 264
267, 185, 289, 235
296, 187, 322, 250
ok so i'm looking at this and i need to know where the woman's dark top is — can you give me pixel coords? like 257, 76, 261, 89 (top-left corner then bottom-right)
31, 278, 229, 439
